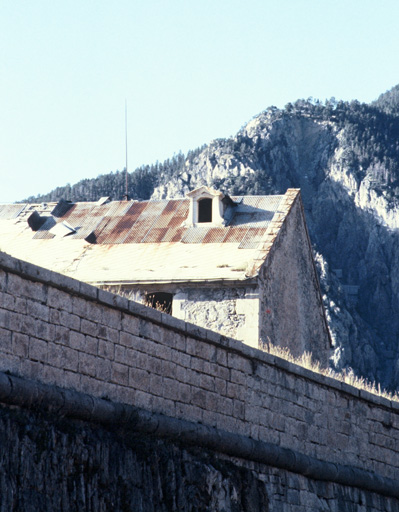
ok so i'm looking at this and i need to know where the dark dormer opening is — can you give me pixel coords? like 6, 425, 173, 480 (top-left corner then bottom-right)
145, 292, 173, 315
198, 198, 212, 223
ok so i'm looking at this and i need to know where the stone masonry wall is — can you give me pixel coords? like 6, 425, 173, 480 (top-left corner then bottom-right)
259, 192, 331, 365
0, 251, 399, 496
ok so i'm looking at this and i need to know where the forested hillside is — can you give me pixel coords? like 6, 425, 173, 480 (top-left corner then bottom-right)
24, 147, 205, 203
26, 85, 399, 390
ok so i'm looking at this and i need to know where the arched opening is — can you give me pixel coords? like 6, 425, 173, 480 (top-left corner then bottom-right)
198, 198, 212, 223
145, 292, 173, 314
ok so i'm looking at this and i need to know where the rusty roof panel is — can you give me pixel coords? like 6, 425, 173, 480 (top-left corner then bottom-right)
222, 226, 249, 243
0, 204, 27, 219
181, 227, 209, 244
123, 201, 168, 243
161, 227, 185, 242
103, 201, 132, 217
201, 228, 227, 244
149, 200, 184, 229
238, 227, 266, 249
142, 227, 169, 243
92, 217, 125, 244
92, 202, 147, 244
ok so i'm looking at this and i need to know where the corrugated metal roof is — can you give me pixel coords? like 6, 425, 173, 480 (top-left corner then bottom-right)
0, 204, 26, 220
0, 189, 300, 285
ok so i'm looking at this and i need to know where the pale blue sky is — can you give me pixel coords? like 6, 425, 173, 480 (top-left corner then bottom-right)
1, 0, 398, 202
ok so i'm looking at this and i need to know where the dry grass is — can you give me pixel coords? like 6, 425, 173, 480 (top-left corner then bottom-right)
264, 343, 399, 403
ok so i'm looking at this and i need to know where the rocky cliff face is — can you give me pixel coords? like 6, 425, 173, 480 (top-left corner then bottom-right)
152, 97, 399, 390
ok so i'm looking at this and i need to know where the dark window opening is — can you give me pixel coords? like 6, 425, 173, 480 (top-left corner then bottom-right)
198, 198, 212, 223
145, 292, 173, 315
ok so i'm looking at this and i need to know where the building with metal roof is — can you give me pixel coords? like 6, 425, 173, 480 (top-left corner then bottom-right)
0, 187, 331, 364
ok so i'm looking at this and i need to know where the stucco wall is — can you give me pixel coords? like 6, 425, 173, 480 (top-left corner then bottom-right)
0, 251, 399, 508
259, 195, 330, 365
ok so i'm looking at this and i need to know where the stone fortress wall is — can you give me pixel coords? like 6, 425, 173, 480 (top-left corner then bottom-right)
0, 250, 398, 510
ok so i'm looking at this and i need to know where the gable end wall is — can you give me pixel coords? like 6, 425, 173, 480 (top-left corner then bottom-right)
259, 195, 330, 365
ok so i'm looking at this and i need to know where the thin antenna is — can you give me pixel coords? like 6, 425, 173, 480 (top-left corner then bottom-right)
124, 99, 129, 200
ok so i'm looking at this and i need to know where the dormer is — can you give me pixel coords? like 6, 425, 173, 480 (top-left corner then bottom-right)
186, 186, 226, 227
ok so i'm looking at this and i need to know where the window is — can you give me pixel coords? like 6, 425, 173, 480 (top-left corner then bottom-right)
198, 198, 212, 223
145, 292, 173, 314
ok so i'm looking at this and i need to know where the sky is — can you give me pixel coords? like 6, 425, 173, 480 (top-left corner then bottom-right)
1, 0, 398, 203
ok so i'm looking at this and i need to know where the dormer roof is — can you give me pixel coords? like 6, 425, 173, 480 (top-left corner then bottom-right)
186, 186, 224, 199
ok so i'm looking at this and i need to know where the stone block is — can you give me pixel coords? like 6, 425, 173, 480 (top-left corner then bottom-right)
80, 319, 99, 337
173, 350, 190, 369
133, 390, 153, 410
42, 364, 64, 384
27, 300, 49, 321
62, 347, 79, 372
153, 342, 172, 361
191, 389, 207, 408
35, 320, 56, 342
98, 339, 114, 360
69, 330, 85, 350
110, 362, 129, 386
59, 310, 81, 331
161, 360, 177, 379
162, 377, 180, 400
0, 269, 6, 291
146, 355, 163, 375
12, 332, 29, 357
177, 382, 191, 403
96, 357, 111, 381
29, 337, 48, 362
191, 357, 211, 375
47, 286, 72, 312
199, 373, 214, 392
98, 325, 119, 343
119, 331, 136, 348
175, 402, 202, 423
85, 335, 98, 356
114, 344, 126, 363
121, 313, 140, 335
227, 352, 252, 373
78, 281, 98, 300
79, 352, 98, 378
233, 399, 245, 420
174, 364, 187, 383
152, 395, 175, 417
149, 373, 163, 394
72, 296, 88, 317
102, 308, 122, 330
85, 300, 104, 324
8, 274, 47, 304
139, 318, 164, 341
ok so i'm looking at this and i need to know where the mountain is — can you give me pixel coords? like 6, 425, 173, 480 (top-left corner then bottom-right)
25, 85, 399, 390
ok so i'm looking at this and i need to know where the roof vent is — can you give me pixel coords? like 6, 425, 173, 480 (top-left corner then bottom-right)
27, 211, 46, 231
51, 199, 74, 218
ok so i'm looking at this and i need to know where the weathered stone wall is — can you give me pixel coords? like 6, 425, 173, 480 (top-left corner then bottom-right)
114, 284, 260, 349
0, 401, 396, 512
173, 285, 260, 348
0, 250, 399, 508
259, 193, 331, 365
